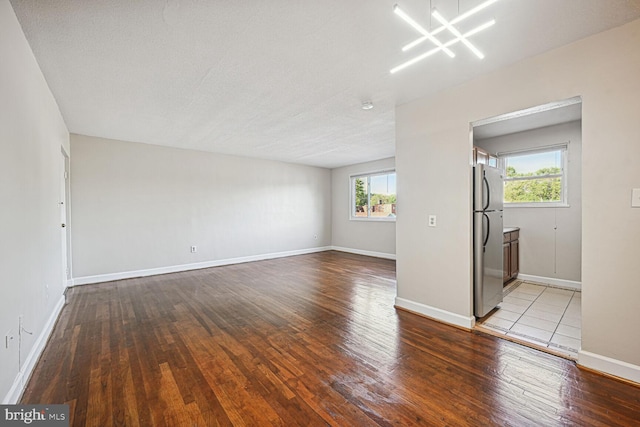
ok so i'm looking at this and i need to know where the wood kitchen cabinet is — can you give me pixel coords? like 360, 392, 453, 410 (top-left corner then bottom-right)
503, 228, 520, 284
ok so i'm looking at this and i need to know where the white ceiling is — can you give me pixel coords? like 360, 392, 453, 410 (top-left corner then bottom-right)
10, 0, 640, 168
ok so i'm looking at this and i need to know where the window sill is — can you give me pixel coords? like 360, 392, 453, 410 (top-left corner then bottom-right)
349, 217, 396, 222
504, 203, 570, 209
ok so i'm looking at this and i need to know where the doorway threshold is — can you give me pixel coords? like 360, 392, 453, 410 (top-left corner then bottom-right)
474, 323, 576, 361
475, 280, 581, 361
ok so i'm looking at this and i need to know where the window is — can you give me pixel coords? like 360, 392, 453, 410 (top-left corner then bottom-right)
351, 171, 396, 220
500, 145, 567, 206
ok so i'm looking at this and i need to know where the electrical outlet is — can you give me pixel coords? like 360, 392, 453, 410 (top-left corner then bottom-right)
190, 245, 197, 253
428, 215, 437, 227
632, 188, 640, 207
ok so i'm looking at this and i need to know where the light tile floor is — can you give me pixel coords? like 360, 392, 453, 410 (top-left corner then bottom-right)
479, 280, 581, 359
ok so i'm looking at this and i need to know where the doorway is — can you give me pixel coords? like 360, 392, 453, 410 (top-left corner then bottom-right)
60, 149, 71, 287
471, 97, 582, 359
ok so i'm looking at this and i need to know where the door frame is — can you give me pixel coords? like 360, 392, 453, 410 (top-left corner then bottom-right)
60, 148, 72, 287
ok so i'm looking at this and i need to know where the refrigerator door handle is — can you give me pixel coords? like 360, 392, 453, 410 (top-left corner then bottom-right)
483, 213, 490, 247
483, 175, 490, 211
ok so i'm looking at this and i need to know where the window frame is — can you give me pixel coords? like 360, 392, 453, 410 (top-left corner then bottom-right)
349, 169, 396, 221
499, 144, 569, 208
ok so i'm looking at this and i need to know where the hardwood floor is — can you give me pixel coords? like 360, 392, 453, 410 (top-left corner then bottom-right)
22, 251, 640, 426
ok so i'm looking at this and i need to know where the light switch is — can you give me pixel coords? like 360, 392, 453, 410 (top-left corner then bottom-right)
428, 215, 437, 227
632, 188, 640, 208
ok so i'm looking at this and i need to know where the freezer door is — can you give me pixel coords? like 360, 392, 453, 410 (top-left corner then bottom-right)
473, 164, 504, 212
473, 210, 504, 317
484, 165, 504, 212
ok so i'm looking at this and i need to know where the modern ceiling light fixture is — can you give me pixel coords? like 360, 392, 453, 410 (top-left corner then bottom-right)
402, 0, 499, 52
393, 5, 455, 58
432, 9, 485, 59
391, 0, 499, 73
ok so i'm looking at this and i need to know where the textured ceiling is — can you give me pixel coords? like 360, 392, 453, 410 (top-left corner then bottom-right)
10, 0, 640, 168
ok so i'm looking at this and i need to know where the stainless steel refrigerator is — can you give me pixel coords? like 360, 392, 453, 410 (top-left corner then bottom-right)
473, 164, 504, 318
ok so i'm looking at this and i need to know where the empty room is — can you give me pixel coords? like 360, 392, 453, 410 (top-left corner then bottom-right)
2, 0, 640, 425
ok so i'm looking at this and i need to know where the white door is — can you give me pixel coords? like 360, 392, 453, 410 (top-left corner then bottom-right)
60, 152, 69, 285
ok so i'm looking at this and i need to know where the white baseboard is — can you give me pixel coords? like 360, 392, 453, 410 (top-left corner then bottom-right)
71, 246, 333, 286
2, 295, 66, 404
394, 297, 475, 330
330, 246, 396, 260
578, 350, 640, 385
517, 274, 581, 291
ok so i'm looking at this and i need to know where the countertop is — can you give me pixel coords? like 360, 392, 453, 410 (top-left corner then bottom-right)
503, 227, 520, 233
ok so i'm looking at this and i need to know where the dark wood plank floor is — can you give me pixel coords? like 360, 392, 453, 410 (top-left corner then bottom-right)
22, 251, 640, 426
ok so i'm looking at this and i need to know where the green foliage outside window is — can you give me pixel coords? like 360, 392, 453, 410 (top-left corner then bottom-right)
353, 173, 397, 218
370, 193, 397, 206
355, 178, 367, 208
504, 166, 562, 203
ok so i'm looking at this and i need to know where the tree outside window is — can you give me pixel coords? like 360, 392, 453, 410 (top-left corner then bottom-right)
354, 178, 368, 216
502, 147, 566, 205
351, 172, 396, 220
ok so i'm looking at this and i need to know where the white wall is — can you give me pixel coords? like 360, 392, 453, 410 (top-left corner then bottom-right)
396, 19, 640, 382
331, 157, 396, 258
71, 134, 331, 281
476, 121, 582, 284
0, 0, 69, 402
